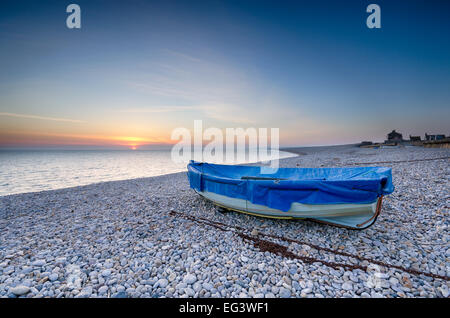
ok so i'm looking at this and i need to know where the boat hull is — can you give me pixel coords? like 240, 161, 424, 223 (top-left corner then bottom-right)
187, 161, 392, 230
196, 190, 383, 230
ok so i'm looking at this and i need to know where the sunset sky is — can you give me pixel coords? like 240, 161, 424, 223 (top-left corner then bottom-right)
0, 0, 449, 149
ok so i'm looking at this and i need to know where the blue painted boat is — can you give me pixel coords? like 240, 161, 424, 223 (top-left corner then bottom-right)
187, 161, 394, 229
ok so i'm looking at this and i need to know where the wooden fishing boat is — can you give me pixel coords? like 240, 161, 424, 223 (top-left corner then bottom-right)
187, 161, 394, 230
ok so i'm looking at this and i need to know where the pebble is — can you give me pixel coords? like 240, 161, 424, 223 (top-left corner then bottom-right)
192, 282, 202, 292
342, 282, 353, 291
438, 286, 449, 298
157, 279, 169, 288
10, 285, 30, 296
279, 287, 291, 298
101, 269, 112, 277
112, 291, 128, 298
98, 286, 108, 295
184, 287, 195, 297
32, 260, 46, 267
79, 287, 93, 297
168, 273, 176, 282
183, 274, 197, 285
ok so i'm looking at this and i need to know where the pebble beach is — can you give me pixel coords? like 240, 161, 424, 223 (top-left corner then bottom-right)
0, 145, 449, 298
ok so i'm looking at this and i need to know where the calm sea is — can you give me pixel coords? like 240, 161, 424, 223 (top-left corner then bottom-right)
0, 150, 296, 196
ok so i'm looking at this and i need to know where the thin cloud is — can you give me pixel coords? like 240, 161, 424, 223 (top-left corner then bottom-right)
114, 104, 256, 124
162, 49, 204, 63
115, 106, 199, 113
0, 112, 86, 123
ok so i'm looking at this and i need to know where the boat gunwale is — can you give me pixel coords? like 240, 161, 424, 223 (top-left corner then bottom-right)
188, 163, 390, 187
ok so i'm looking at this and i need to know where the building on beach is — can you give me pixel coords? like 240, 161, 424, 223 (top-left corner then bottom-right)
385, 130, 403, 144
359, 130, 449, 148
425, 133, 446, 141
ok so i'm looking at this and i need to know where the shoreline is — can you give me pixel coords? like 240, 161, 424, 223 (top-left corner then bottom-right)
0, 171, 188, 200
0, 149, 297, 198
0, 146, 449, 298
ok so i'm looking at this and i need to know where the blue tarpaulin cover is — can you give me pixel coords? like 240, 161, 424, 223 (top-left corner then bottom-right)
187, 161, 394, 212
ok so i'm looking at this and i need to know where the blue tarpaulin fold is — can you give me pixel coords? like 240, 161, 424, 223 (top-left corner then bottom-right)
187, 161, 394, 212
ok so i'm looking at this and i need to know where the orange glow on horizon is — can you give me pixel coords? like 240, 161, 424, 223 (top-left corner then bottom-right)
0, 131, 176, 148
